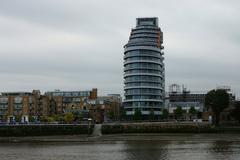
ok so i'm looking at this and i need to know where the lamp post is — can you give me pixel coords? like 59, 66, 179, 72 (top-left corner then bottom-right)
87, 118, 92, 135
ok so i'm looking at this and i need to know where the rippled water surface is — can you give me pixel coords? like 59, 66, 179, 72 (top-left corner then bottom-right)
0, 135, 240, 160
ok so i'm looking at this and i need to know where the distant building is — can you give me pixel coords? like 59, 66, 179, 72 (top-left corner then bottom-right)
0, 88, 122, 123
167, 84, 237, 122
45, 88, 97, 115
0, 91, 49, 123
44, 88, 122, 123
123, 17, 165, 119
88, 94, 122, 123
166, 84, 206, 114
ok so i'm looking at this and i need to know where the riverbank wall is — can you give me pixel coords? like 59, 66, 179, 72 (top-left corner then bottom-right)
102, 122, 215, 134
1, 122, 239, 137
0, 124, 94, 137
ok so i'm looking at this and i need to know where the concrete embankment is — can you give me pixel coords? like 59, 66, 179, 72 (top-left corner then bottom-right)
215, 126, 240, 133
2, 133, 240, 143
0, 124, 94, 137
102, 122, 215, 134
1, 122, 239, 139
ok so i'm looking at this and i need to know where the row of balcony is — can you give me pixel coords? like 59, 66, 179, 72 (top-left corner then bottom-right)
131, 29, 160, 35
124, 66, 163, 72
124, 52, 163, 59
124, 73, 163, 79
124, 99, 163, 102
124, 60, 163, 66
124, 45, 162, 52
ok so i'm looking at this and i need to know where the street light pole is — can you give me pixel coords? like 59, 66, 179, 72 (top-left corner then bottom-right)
87, 118, 92, 135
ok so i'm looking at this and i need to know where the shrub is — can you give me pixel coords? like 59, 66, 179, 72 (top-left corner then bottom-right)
64, 112, 74, 124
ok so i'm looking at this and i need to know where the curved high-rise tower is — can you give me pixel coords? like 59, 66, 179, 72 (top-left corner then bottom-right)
123, 17, 165, 119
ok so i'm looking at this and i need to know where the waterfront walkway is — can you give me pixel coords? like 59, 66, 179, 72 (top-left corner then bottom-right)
92, 124, 102, 137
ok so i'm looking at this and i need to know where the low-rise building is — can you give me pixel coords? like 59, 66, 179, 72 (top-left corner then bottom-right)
0, 91, 49, 123
0, 88, 122, 123
45, 88, 98, 119
88, 94, 122, 123
166, 84, 206, 115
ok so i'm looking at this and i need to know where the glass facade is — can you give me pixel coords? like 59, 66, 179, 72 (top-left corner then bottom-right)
123, 17, 165, 117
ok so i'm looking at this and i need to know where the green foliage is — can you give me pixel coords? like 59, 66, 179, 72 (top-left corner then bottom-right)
149, 109, 155, 120
78, 112, 84, 122
120, 109, 127, 120
189, 107, 197, 120
15, 115, 21, 122
71, 111, 84, 123
52, 114, 63, 122
197, 111, 202, 119
108, 110, 115, 120
40, 116, 55, 123
174, 106, 183, 120
29, 116, 35, 122
162, 109, 169, 120
2, 114, 7, 121
205, 89, 230, 125
231, 102, 240, 123
189, 107, 197, 115
47, 117, 54, 122
40, 116, 49, 123
64, 112, 74, 124
134, 108, 142, 120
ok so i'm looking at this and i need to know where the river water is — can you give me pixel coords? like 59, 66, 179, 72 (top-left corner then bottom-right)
0, 134, 240, 160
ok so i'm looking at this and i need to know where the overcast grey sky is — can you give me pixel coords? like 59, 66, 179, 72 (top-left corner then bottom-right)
0, 0, 239, 97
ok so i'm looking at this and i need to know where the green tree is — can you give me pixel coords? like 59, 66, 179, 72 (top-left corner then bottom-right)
205, 89, 229, 125
231, 102, 240, 123
53, 114, 64, 123
64, 112, 74, 124
189, 106, 197, 120
174, 106, 183, 120
120, 108, 127, 120
134, 108, 142, 121
2, 114, 8, 122
108, 110, 115, 120
47, 116, 54, 123
72, 111, 84, 123
197, 111, 202, 119
29, 116, 35, 122
78, 112, 84, 122
149, 109, 155, 121
40, 115, 49, 123
53, 114, 59, 121
15, 115, 21, 122
162, 109, 169, 120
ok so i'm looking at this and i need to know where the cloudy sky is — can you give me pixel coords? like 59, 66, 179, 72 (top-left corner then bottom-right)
0, 0, 239, 97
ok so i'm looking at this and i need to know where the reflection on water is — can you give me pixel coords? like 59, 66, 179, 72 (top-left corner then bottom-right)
0, 136, 240, 160
208, 141, 236, 160
124, 141, 169, 160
